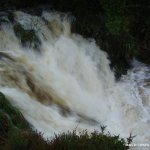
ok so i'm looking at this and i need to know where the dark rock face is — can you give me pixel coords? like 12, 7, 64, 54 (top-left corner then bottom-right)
0, 0, 150, 78
137, 46, 150, 65
0, 0, 52, 9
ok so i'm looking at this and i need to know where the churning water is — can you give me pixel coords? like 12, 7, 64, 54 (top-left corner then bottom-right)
0, 11, 150, 145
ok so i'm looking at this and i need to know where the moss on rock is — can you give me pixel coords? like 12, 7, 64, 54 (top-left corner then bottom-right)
14, 23, 41, 50
0, 92, 131, 149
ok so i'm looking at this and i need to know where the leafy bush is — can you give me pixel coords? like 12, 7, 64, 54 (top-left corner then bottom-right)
0, 92, 132, 150
49, 130, 128, 150
0, 92, 30, 130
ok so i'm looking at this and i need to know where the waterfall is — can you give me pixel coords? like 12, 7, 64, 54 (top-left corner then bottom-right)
0, 10, 150, 144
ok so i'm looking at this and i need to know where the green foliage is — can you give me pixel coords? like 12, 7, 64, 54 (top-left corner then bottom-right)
0, 92, 30, 150
0, 92, 30, 130
1, 0, 150, 76
127, 0, 150, 65
51, 0, 150, 74
0, 0, 150, 71
99, 0, 136, 77
101, 0, 128, 35
50, 0, 137, 77
50, 130, 128, 150
6, 129, 28, 150
0, 92, 130, 150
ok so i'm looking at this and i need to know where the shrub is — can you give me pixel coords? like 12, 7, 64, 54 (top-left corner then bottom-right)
0, 92, 131, 150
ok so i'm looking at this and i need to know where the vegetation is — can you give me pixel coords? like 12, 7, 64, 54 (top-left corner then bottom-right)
0, 92, 132, 150
0, 0, 150, 77
0, 1, 147, 149
50, 0, 150, 77
52, 0, 150, 77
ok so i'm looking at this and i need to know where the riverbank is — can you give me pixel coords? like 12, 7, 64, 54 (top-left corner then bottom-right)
0, 92, 129, 150
0, 1, 150, 77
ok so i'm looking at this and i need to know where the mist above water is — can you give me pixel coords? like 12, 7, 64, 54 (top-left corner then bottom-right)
0, 11, 150, 144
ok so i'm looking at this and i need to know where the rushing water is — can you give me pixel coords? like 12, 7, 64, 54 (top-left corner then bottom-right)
0, 10, 150, 145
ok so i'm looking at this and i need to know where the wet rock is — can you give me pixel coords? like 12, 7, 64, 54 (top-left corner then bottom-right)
14, 23, 41, 50
137, 46, 150, 65
8, 12, 15, 22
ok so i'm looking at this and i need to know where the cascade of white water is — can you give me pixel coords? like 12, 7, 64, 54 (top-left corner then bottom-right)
0, 11, 149, 144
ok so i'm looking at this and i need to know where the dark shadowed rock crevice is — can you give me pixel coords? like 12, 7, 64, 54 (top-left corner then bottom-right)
0, 0, 150, 78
